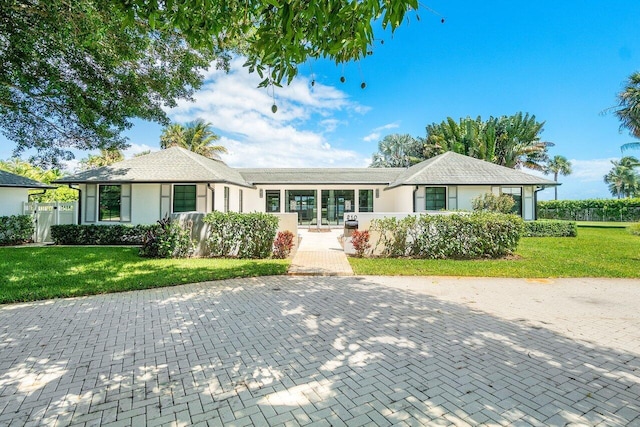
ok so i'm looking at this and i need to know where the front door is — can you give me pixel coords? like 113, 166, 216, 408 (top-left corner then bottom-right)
321, 190, 355, 225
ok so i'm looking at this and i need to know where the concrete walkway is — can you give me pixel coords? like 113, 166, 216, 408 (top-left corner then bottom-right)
0, 276, 639, 426
287, 228, 353, 276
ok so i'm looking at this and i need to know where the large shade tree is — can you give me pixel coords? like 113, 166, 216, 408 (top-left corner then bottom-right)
1, 0, 421, 166
160, 120, 227, 160
603, 156, 640, 199
544, 155, 573, 200
422, 113, 551, 170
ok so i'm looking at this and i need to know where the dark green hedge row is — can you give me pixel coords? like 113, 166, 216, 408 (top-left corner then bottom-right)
51, 224, 154, 245
0, 215, 34, 245
538, 199, 640, 222
370, 212, 524, 259
203, 212, 278, 259
523, 220, 577, 237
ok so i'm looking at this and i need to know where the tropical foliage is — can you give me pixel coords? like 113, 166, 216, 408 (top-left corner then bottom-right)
0, 215, 34, 246
538, 198, 640, 222
423, 113, 551, 170
79, 148, 124, 170
370, 134, 423, 167
203, 212, 278, 259
544, 155, 573, 200
614, 72, 640, 139
604, 156, 639, 198
0, 159, 77, 202
160, 120, 227, 160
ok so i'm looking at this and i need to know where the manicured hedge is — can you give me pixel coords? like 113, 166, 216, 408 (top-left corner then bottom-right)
203, 212, 278, 259
370, 212, 524, 259
523, 220, 578, 237
538, 199, 640, 222
51, 224, 153, 245
0, 215, 34, 245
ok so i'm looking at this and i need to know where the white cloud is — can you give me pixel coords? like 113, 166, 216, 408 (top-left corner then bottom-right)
168, 58, 367, 167
362, 122, 400, 142
536, 158, 616, 200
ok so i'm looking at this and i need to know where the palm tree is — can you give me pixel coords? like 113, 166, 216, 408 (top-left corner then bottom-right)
544, 155, 573, 200
614, 72, 640, 139
160, 119, 227, 160
423, 113, 550, 170
370, 134, 422, 168
79, 148, 124, 170
604, 156, 640, 198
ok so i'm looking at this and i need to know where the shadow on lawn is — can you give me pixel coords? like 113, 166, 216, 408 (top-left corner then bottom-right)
0, 276, 638, 425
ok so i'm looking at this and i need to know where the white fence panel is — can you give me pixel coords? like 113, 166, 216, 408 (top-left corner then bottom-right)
23, 202, 78, 243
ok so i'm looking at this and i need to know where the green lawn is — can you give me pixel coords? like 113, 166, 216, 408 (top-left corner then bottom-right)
350, 228, 640, 278
0, 246, 289, 304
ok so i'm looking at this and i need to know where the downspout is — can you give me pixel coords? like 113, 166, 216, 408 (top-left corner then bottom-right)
413, 186, 419, 213
533, 186, 544, 220
68, 185, 81, 224
28, 190, 47, 202
207, 184, 215, 212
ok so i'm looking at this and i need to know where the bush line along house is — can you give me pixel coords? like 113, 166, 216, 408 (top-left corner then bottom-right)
56, 147, 558, 225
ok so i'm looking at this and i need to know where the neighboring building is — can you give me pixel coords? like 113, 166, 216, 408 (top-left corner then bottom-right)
0, 170, 53, 216
55, 147, 558, 225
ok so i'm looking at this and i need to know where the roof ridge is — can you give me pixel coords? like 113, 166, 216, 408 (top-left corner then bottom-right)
402, 152, 447, 183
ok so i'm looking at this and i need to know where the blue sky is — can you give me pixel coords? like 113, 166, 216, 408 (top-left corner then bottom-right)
2, 1, 640, 200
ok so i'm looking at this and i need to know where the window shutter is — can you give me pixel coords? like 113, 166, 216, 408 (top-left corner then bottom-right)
85, 184, 97, 223
121, 184, 131, 222
196, 184, 207, 212
160, 184, 171, 218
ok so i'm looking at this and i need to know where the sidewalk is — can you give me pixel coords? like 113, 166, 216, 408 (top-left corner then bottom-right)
287, 228, 354, 276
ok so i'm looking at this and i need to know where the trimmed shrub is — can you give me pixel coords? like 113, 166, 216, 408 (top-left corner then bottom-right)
139, 216, 194, 258
523, 220, 577, 237
203, 212, 278, 259
50, 224, 152, 245
0, 215, 34, 245
538, 199, 640, 222
472, 192, 516, 214
273, 230, 295, 259
350, 230, 371, 257
371, 212, 524, 259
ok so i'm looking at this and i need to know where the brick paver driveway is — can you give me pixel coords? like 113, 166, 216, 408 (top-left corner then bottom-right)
0, 276, 639, 426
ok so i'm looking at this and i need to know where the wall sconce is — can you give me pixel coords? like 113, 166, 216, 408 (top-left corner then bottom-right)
259, 189, 263, 198
375, 189, 379, 198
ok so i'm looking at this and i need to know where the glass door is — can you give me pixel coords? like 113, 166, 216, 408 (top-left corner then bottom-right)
321, 190, 355, 225
285, 190, 317, 225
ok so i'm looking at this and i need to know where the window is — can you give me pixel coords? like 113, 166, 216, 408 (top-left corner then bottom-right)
266, 190, 280, 212
425, 187, 446, 210
99, 185, 121, 221
359, 190, 374, 212
224, 186, 230, 213
502, 187, 523, 216
173, 185, 196, 213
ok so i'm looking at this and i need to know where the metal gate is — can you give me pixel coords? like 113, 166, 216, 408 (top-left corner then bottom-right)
23, 202, 78, 242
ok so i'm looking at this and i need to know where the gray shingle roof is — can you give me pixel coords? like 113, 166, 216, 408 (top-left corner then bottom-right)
55, 147, 252, 188
388, 151, 558, 188
0, 170, 54, 188
239, 168, 404, 185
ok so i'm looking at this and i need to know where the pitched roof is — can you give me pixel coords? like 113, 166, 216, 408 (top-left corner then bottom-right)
239, 168, 403, 185
0, 170, 54, 189
388, 151, 558, 188
55, 147, 252, 188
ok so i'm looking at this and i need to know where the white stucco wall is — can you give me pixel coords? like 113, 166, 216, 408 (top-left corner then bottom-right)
0, 188, 28, 216
131, 184, 161, 224
457, 186, 492, 211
